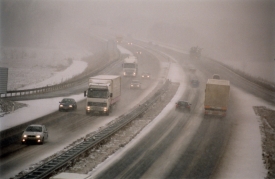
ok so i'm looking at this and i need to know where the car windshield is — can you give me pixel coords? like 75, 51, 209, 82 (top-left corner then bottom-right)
61, 99, 73, 103
26, 126, 42, 132
178, 101, 188, 105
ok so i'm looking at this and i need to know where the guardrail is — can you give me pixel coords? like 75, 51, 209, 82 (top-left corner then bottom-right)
17, 79, 170, 179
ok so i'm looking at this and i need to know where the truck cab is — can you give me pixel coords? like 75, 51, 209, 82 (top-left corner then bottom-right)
84, 75, 121, 116
122, 56, 138, 76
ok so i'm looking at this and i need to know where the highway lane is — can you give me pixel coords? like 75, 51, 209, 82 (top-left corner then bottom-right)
0, 45, 165, 179
89, 43, 271, 178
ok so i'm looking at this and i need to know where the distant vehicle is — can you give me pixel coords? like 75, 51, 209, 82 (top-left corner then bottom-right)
122, 56, 138, 77
189, 46, 202, 60
190, 79, 199, 87
130, 80, 141, 89
84, 75, 121, 116
59, 98, 77, 111
116, 36, 123, 44
136, 51, 142, 54
127, 42, 133, 45
212, 74, 220, 79
204, 79, 230, 116
141, 72, 150, 79
22, 124, 48, 144
175, 100, 191, 112
188, 67, 196, 73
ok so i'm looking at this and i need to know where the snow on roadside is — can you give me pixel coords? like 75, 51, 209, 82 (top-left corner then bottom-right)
0, 94, 85, 131
1, 47, 91, 90
19, 60, 87, 89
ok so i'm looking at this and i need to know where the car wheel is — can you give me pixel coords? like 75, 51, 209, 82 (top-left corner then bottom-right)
40, 138, 44, 145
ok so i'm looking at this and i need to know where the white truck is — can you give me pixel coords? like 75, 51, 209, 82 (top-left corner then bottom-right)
122, 56, 138, 76
204, 79, 230, 117
84, 75, 121, 115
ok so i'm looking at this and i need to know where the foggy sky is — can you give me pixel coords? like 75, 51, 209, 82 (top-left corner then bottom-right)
1, 0, 274, 62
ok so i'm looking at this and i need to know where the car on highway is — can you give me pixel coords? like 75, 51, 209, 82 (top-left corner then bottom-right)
190, 79, 199, 87
212, 74, 220, 79
130, 79, 141, 89
141, 72, 151, 79
136, 51, 142, 54
175, 100, 191, 112
59, 98, 77, 111
21, 124, 48, 144
188, 67, 196, 73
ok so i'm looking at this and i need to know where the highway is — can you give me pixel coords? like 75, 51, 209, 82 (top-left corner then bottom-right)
1, 41, 274, 179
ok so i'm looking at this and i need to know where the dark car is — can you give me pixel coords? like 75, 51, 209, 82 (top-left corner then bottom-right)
190, 79, 199, 87
141, 72, 151, 79
175, 100, 191, 112
212, 74, 220, 79
130, 80, 141, 89
59, 98, 77, 111
22, 124, 48, 144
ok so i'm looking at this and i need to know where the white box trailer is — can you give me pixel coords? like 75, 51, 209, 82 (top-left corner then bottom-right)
84, 75, 121, 115
204, 79, 230, 116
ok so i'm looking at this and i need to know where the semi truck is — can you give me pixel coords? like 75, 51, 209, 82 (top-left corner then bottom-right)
84, 75, 121, 115
204, 79, 230, 116
122, 56, 138, 76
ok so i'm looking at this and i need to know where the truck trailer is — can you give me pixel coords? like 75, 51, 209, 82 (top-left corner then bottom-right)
84, 75, 121, 115
204, 79, 230, 116
122, 56, 138, 76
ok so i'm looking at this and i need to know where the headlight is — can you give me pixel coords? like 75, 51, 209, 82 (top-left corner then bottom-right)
36, 135, 41, 138
103, 107, 107, 112
86, 106, 91, 110
69, 105, 73, 107
133, 72, 136, 75
124, 72, 126, 75
60, 104, 63, 107
131, 85, 133, 87
23, 134, 27, 138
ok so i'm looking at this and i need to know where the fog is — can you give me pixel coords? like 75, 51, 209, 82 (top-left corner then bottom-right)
1, 0, 274, 78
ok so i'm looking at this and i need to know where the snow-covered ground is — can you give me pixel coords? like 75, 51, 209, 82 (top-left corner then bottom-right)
1, 47, 91, 90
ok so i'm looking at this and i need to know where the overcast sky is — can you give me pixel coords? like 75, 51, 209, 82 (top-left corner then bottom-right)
1, 0, 274, 62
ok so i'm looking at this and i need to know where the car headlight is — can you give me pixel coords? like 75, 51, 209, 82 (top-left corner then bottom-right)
36, 135, 41, 138
124, 72, 126, 75
23, 134, 27, 138
86, 106, 91, 110
131, 85, 133, 87
133, 72, 136, 75
69, 105, 73, 107
60, 104, 63, 107
103, 107, 107, 112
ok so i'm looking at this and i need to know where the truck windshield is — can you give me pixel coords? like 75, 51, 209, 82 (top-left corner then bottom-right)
87, 89, 108, 98
123, 63, 136, 68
